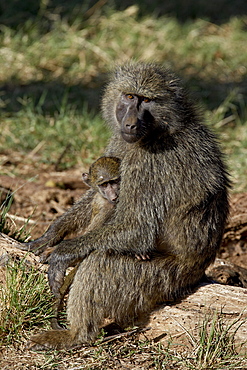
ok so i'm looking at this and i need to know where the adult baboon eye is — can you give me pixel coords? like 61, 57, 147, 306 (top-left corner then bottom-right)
143, 97, 151, 103
126, 94, 134, 99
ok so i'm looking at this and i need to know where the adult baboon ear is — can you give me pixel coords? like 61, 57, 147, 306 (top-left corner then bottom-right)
82, 173, 91, 186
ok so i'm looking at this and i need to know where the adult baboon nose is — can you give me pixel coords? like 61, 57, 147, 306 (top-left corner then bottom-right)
125, 120, 137, 133
123, 106, 138, 132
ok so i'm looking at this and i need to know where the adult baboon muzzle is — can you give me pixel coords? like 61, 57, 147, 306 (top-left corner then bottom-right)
121, 107, 143, 143
121, 118, 142, 143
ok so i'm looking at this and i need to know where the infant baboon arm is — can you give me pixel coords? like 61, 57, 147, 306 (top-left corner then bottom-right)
17, 189, 96, 255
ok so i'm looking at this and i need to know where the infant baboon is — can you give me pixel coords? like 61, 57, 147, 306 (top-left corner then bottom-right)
19, 156, 121, 257
51, 156, 121, 330
26, 62, 229, 350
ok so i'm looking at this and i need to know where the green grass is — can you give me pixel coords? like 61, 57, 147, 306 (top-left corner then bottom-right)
206, 90, 247, 192
0, 192, 32, 241
94, 314, 247, 370
0, 260, 54, 345
0, 5, 246, 189
1, 95, 109, 169
175, 311, 247, 369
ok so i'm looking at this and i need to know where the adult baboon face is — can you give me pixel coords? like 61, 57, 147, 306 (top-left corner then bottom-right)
102, 62, 183, 142
116, 93, 155, 143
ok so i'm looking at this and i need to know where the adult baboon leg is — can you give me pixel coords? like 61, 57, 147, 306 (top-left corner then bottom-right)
67, 253, 182, 343
29, 251, 206, 350
28, 329, 75, 351
67, 251, 205, 342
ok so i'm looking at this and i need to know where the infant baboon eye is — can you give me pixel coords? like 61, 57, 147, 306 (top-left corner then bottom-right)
143, 97, 151, 103
126, 94, 134, 99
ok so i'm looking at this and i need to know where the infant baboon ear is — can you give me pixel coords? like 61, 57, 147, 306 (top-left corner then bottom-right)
82, 172, 90, 186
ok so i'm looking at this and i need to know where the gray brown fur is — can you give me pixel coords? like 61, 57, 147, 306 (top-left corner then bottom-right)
27, 62, 229, 350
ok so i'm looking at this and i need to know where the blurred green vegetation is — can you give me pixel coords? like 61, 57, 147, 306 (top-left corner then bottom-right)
0, 1, 246, 191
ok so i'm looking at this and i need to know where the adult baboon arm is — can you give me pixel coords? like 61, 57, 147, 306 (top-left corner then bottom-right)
48, 218, 156, 296
17, 189, 95, 256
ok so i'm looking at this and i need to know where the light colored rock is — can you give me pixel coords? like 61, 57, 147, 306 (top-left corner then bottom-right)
143, 283, 247, 351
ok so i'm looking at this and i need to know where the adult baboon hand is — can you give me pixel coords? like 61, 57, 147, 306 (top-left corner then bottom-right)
135, 253, 151, 261
39, 246, 57, 263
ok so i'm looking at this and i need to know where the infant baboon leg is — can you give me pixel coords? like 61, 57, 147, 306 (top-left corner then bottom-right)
50, 314, 63, 330
60, 265, 79, 296
51, 265, 79, 330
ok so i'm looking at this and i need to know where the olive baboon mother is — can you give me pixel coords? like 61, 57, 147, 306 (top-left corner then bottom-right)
28, 62, 229, 350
